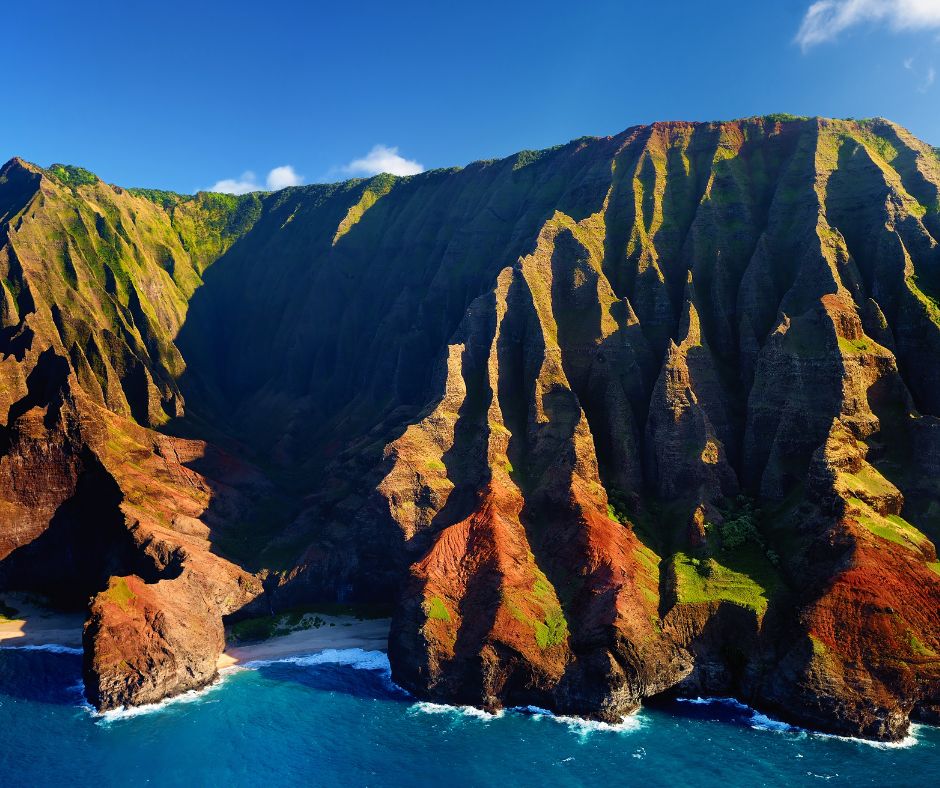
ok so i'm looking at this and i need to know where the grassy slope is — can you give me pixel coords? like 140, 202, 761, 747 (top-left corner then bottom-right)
2, 161, 264, 428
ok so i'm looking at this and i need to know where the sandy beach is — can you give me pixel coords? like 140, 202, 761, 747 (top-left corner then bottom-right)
218, 617, 391, 668
1, 592, 390, 667
0, 594, 84, 648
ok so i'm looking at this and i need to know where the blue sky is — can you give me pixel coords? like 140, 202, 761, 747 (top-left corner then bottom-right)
2, 0, 939, 193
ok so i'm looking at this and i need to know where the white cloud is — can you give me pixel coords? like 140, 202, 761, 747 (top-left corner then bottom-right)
209, 171, 259, 195
903, 55, 936, 90
342, 145, 424, 177
208, 164, 304, 194
796, 0, 940, 49
266, 165, 303, 190
924, 64, 937, 89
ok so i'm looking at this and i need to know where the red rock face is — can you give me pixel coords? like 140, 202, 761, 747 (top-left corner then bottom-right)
775, 538, 940, 740
753, 421, 940, 739
1, 119, 940, 740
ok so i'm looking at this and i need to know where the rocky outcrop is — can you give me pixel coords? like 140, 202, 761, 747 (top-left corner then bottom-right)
0, 160, 264, 707
1, 117, 940, 739
83, 532, 261, 710
756, 420, 940, 740
384, 226, 689, 718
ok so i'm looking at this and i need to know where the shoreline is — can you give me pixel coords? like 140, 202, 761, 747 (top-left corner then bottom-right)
0, 593, 84, 648
0, 601, 929, 747
218, 616, 391, 668
0, 594, 390, 668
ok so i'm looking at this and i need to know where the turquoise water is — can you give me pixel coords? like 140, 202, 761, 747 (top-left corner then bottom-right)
1, 647, 938, 787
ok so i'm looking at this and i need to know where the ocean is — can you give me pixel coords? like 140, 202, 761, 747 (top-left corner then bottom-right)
1, 646, 937, 787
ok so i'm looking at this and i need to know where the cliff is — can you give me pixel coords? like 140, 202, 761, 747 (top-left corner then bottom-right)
1, 117, 939, 738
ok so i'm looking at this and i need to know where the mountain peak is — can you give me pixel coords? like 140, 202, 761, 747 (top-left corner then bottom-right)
0, 156, 42, 178
0, 156, 44, 222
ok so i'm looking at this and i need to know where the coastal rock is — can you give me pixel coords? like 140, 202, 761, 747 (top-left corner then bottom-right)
83, 572, 222, 710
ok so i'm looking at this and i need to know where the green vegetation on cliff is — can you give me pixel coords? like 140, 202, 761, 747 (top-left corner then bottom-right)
502, 566, 569, 650
333, 173, 396, 244
670, 552, 775, 616
46, 163, 98, 187
104, 577, 136, 612
126, 187, 187, 209
425, 596, 452, 622
0, 161, 266, 429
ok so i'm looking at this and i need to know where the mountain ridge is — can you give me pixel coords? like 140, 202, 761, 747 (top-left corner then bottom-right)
16, 115, 935, 203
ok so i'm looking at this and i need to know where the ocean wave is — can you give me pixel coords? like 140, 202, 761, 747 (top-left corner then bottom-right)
675, 696, 921, 748
749, 710, 799, 733
88, 674, 230, 724
408, 700, 645, 734
0, 643, 83, 654
66, 679, 86, 696
409, 701, 505, 721
676, 696, 750, 710
234, 647, 406, 696
814, 724, 922, 750
238, 648, 391, 674
408, 700, 644, 733
514, 704, 554, 716
550, 713, 644, 735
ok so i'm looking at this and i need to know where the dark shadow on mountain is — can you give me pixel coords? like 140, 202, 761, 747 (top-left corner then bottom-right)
155, 141, 618, 602
0, 449, 174, 610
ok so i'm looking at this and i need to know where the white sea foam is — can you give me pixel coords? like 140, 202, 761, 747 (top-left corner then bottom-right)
409, 701, 504, 720
234, 647, 406, 696
509, 704, 644, 734
239, 648, 391, 674
87, 673, 230, 724
554, 713, 644, 734
676, 696, 922, 748
0, 643, 82, 655
749, 709, 921, 749
676, 696, 749, 710
749, 711, 799, 733
811, 724, 922, 750
410, 700, 646, 733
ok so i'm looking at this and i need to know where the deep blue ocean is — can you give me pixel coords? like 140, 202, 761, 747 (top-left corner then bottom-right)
1, 646, 938, 787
